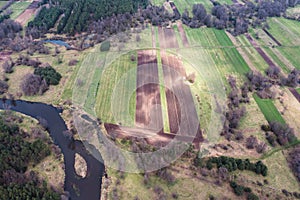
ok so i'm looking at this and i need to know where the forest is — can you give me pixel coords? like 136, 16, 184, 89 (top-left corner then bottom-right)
28, 0, 148, 35
0, 112, 60, 200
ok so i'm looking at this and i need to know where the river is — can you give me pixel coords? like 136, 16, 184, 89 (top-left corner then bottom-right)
0, 99, 104, 200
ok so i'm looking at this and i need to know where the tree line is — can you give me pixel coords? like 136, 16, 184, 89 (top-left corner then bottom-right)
26, 0, 300, 39
204, 156, 268, 176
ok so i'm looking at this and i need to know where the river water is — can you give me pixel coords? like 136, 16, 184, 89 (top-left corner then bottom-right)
0, 99, 104, 200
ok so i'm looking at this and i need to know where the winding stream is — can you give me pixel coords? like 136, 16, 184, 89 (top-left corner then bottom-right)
0, 99, 104, 200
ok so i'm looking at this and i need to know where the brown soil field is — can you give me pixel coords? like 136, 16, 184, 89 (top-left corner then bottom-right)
15, 1, 39, 26
161, 51, 203, 143
105, 50, 202, 148
136, 50, 163, 132
158, 26, 179, 49
104, 123, 202, 147
177, 21, 189, 47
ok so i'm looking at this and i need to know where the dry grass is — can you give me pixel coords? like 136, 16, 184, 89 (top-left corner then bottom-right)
263, 150, 299, 192
274, 89, 300, 138
30, 154, 65, 193
6, 65, 34, 95
4, 45, 82, 105
106, 161, 237, 200
239, 96, 269, 142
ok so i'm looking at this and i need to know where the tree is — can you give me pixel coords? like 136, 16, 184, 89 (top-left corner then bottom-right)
218, 167, 228, 180
192, 4, 207, 21
246, 135, 258, 149
2, 61, 13, 73
0, 80, 8, 95
256, 142, 267, 153
247, 193, 259, 200
20, 74, 48, 96
34, 66, 62, 85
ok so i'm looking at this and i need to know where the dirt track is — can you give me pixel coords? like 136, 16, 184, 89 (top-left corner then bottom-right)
161, 52, 203, 143
158, 26, 179, 49
135, 50, 163, 132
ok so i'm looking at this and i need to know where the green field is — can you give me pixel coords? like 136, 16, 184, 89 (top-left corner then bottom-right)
0, 1, 7, 8
266, 18, 300, 70
261, 47, 291, 74
184, 27, 250, 76
8, 1, 31, 19
151, 0, 165, 6
235, 34, 270, 73
95, 52, 137, 126
253, 94, 285, 124
268, 18, 300, 46
172, 0, 213, 14
297, 88, 300, 94
216, 0, 233, 4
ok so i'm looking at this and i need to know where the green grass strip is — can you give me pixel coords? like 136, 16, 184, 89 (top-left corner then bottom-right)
253, 94, 285, 124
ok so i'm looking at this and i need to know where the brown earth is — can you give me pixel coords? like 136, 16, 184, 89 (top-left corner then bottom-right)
177, 21, 189, 47
161, 51, 203, 145
158, 26, 179, 49
104, 123, 202, 147
15, 1, 39, 26
136, 50, 163, 132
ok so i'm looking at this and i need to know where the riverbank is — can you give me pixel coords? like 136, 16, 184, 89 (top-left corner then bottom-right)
0, 99, 105, 200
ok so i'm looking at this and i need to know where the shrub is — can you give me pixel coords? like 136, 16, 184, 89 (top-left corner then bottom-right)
34, 66, 61, 85
68, 59, 78, 66
100, 41, 110, 51
247, 193, 259, 200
